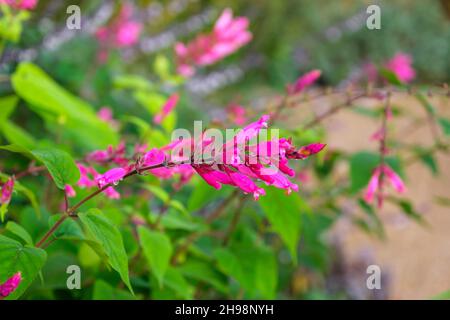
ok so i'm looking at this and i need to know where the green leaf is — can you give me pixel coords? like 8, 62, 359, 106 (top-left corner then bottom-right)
152, 267, 194, 299
259, 188, 307, 263
178, 258, 228, 293
133, 90, 166, 116
113, 75, 152, 91
79, 209, 133, 293
188, 177, 229, 212
48, 214, 84, 240
138, 226, 172, 287
1, 121, 36, 149
5, 221, 33, 245
11, 62, 118, 149
415, 149, 438, 175
214, 245, 277, 299
0, 95, 18, 124
92, 279, 136, 300
438, 117, 450, 136
0, 235, 47, 299
11, 179, 41, 218
379, 68, 403, 86
31, 148, 80, 190
349, 151, 403, 193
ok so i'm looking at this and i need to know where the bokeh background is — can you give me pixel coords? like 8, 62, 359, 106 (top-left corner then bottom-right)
1, 0, 450, 299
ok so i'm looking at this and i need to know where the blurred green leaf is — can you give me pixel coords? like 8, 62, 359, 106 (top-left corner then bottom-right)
92, 279, 136, 300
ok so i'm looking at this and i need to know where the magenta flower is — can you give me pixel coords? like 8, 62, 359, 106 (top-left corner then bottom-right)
0, 177, 14, 204
0, 272, 21, 299
86, 142, 128, 166
154, 94, 179, 125
0, 0, 37, 10
96, 168, 127, 188
364, 164, 406, 208
227, 104, 247, 126
385, 53, 415, 83
104, 186, 120, 199
115, 21, 142, 47
64, 185, 76, 198
142, 148, 166, 167
175, 8, 252, 77
76, 164, 98, 188
189, 115, 325, 199
287, 70, 322, 95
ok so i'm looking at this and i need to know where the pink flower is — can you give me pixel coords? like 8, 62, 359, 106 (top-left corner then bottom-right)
86, 142, 128, 166
142, 148, 166, 167
95, 4, 142, 61
286, 143, 327, 160
227, 104, 247, 126
0, 272, 21, 298
64, 185, 76, 198
0, 0, 37, 10
175, 8, 252, 77
115, 21, 142, 47
103, 186, 120, 199
188, 115, 325, 198
0, 177, 14, 204
364, 164, 406, 208
76, 164, 98, 188
385, 53, 415, 83
97, 107, 119, 129
96, 168, 127, 188
154, 93, 179, 125
287, 70, 322, 95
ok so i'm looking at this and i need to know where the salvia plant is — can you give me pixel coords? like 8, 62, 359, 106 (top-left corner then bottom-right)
0, 1, 449, 300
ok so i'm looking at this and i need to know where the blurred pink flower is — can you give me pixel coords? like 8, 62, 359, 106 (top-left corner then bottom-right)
0, 0, 37, 10
385, 53, 415, 83
175, 8, 252, 77
64, 185, 76, 198
364, 164, 406, 208
0, 272, 21, 299
154, 93, 179, 124
287, 70, 322, 94
97, 107, 119, 129
227, 104, 247, 126
104, 186, 120, 199
0, 177, 14, 204
95, 4, 142, 61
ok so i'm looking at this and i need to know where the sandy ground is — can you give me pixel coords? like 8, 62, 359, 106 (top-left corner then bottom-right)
290, 91, 450, 299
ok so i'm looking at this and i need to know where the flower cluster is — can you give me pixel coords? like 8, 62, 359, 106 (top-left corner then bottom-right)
175, 8, 252, 77
0, 272, 21, 299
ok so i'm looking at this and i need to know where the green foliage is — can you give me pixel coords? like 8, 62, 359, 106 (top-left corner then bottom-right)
0, 235, 47, 300
138, 227, 173, 287
79, 209, 133, 293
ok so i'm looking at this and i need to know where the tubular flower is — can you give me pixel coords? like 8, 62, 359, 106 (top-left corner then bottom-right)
175, 8, 252, 77
96, 168, 127, 188
364, 164, 406, 208
287, 70, 322, 95
1, 177, 15, 204
385, 53, 415, 84
154, 93, 179, 125
0, 272, 21, 299
188, 115, 325, 199
86, 142, 128, 166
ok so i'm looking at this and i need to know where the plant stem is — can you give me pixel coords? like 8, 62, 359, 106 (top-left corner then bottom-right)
36, 215, 67, 248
